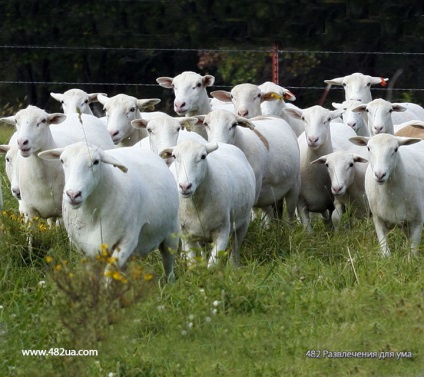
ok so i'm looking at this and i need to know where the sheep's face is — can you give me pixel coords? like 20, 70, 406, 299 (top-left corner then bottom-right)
302, 107, 333, 150
171, 140, 218, 198
170, 72, 211, 115
6, 146, 21, 200
13, 106, 65, 157
230, 84, 262, 119
52, 89, 93, 115
366, 134, 400, 184
203, 110, 238, 145
61, 145, 102, 208
102, 94, 140, 144
145, 116, 181, 154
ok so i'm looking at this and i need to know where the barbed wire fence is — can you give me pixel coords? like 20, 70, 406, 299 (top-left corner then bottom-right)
0, 45, 423, 113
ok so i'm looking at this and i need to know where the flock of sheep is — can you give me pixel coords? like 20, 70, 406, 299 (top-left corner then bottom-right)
1, 71, 424, 280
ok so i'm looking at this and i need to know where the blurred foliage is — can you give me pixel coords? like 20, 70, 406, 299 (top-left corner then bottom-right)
0, 0, 422, 112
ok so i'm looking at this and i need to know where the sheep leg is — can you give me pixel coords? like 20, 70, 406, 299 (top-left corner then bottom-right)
159, 233, 179, 282
181, 239, 200, 266
208, 226, 230, 267
373, 216, 390, 256
331, 200, 344, 230
230, 221, 250, 266
408, 222, 422, 256
284, 187, 300, 223
297, 199, 312, 233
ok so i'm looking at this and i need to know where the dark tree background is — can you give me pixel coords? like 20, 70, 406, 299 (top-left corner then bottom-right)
0, 0, 422, 114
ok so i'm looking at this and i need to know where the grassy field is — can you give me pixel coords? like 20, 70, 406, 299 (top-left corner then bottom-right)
0, 125, 423, 377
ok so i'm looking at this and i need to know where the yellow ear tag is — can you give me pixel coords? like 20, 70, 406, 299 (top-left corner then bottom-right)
270, 93, 283, 100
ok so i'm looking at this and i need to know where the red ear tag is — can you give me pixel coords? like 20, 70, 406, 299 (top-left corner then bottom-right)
380, 78, 387, 87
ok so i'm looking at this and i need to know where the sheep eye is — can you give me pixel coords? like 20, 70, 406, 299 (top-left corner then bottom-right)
394, 147, 398, 153
60, 100, 64, 104
349, 162, 354, 167
196, 83, 201, 88
301, 116, 305, 121
6, 157, 10, 162
365, 109, 369, 113
389, 109, 393, 113
176, 127, 181, 132
342, 83, 347, 87
93, 159, 100, 165
325, 163, 328, 167
41, 119, 47, 123
367, 147, 370, 151
84, 99, 89, 104
129, 107, 135, 112
203, 122, 209, 128
327, 117, 331, 122
201, 154, 206, 160
231, 123, 237, 129
230, 94, 233, 99
60, 159, 64, 164
146, 127, 152, 133
171, 154, 176, 159
367, 82, 371, 86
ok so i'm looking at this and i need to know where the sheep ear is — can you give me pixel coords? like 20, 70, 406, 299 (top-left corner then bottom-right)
50, 92, 63, 102
332, 102, 343, 110
283, 89, 296, 101
261, 91, 282, 102
324, 77, 344, 86
310, 156, 327, 165
0, 145, 11, 154
349, 136, 369, 146
0, 116, 16, 126
97, 94, 109, 106
210, 90, 232, 102
283, 107, 303, 120
38, 148, 65, 161
137, 98, 161, 111
351, 104, 368, 113
205, 142, 219, 154
370, 76, 389, 86
100, 151, 128, 173
177, 117, 199, 130
397, 137, 422, 146
330, 109, 344, 119
156, 77, 174, 89
89, 93, 107, 103
203, 75, 215, 87
352, 154, 368, 163
236, 117, 255, 130
391, 103, 407, 113
160, 148, 174, 160
131, 119, 149, 129
48, 113, 67, 125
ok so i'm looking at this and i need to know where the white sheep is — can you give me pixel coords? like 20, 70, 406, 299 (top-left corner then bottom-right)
0, 106, 115, 221
324, 72, 389, 103
160, 139, 256, 267
351, 98, 419, 135
194, 109, 301, 222
258, 81, 304, 136
311, 151, 369, 229
0, 132, 19, 201
395, 122, 424, 139
50, 89, 107, 116
284, 105, 348, 231
131, 113, 205, 157
156, 71, 215, 116
332, 100, 370, 136
97, 93, 161, 146
39, 142, 179, 280
350, 134, 424, 256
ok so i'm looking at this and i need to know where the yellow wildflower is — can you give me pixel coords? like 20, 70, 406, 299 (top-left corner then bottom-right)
45, 256, 52, 263
107, 257, 118, 265
144, 273, 153, 281
54, 264, 62, 271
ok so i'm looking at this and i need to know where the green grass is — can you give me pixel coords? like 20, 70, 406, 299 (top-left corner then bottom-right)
0, 125, 423, 377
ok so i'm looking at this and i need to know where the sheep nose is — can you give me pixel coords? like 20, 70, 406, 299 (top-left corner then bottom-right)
109, 130, 119, 138
308, 136, 319, 144
66, 189, 82, 201
175, 101, 186, 111
238, 109, 249, 117
179, 183, 192, 192
332, 186, 343, 195
347, 122, 356, 129
18, 139, 29, 147
373, 126, 383, 134
12, 187, 21, 199
374, 171, 386, 181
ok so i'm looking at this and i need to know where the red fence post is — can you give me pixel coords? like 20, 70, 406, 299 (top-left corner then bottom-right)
272, 43, 279, 85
